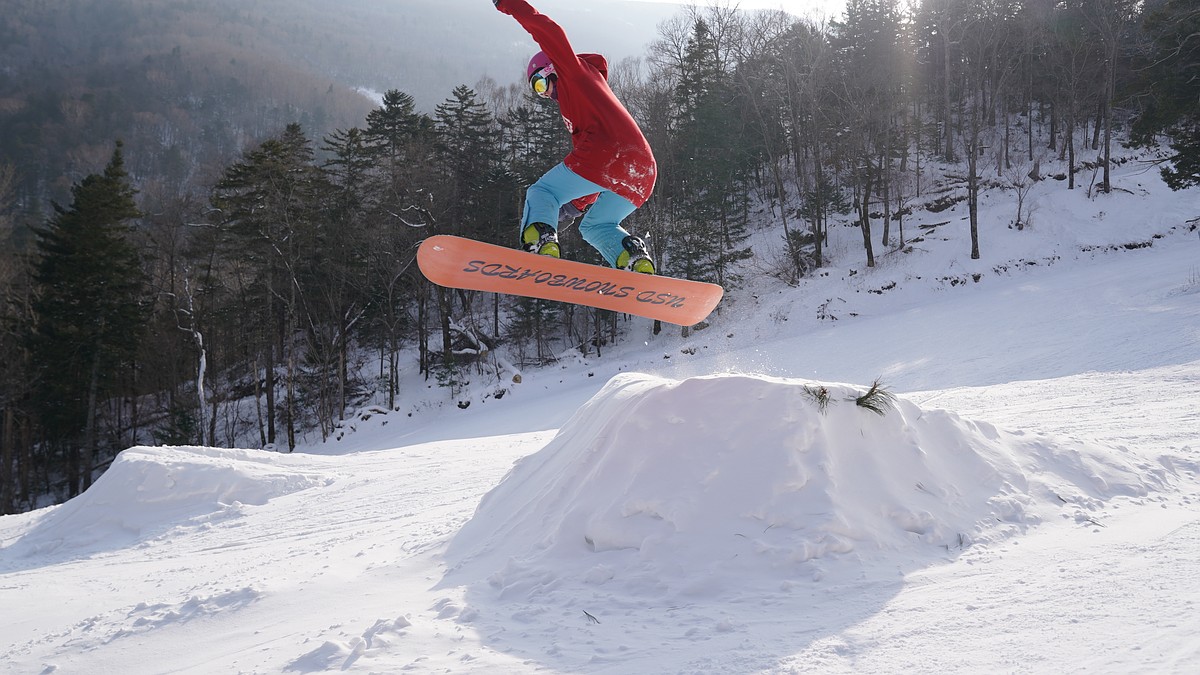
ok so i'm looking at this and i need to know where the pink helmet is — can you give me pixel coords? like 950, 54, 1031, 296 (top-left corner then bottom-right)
526, 51, 553, 82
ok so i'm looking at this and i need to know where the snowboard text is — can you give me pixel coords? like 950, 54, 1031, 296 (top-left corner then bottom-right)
463, 259, 689, 309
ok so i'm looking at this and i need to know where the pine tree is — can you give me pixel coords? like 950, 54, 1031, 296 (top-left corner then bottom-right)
27, 142, 148, 495
504, 99, 570, 187
1130, 0, 1200, 189
835, 0, 906, 266
314, 126, 376, 435
365, 90, 428, 152
431, 86, 502, 368
668, 18, 754, 287
0, 162, 33, 512
365, 89, 437, 227
500, 99, 571, 348
362, 90, 439, 383
210, 123, 323, 451
434, 85, 501, 240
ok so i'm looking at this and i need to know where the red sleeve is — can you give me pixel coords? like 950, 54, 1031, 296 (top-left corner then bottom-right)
494, 0, 585, 80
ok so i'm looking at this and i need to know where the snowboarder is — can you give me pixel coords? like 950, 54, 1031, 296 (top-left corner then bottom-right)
493, 0, 658, 274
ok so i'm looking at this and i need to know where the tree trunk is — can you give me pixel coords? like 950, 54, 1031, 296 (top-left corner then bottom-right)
195, 328, 207, 445
1003, 111, 1011, 173
493, 293, 500, 344
339, 320, 348, 422
1067, 110, 1077, 190
284, 275, 297, 452
265, 340, 276, 445
1027, 66, 1034, 162
82, 352, 101, 492
209, 396, 218, 447
942, 29, 955, 162
1102, 53, 1114, 194
2, 407, 13, 514
881, 151, 892, 247
969, 139, 981, 260
812, 136, 825, 269
1048, 100, 1058, 152
21, 417, 33, 507
286, 348, 296, 452
418, 279, 430, 379
437, 286, 453, 366
253, 356, 266, 446
775, 162, 801, 281
860, 160, 876, 268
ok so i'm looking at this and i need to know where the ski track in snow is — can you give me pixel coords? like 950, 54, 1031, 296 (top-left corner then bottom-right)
1, 156, 1199, 673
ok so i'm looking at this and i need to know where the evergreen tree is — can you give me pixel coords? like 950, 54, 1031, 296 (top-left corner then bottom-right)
504, 99, 570, 187
1130, 0, 1200, 189
365, 89, 437, 227
431, 86, 503, 367
798, 174, 852, 269
323, 127, 375, 224
363, 90, 443, 379
0, 163, 34, 513
498, 100, 571, 352
313, 126, 377, 435
365, 90, 429, 152
668, 18, 754, 287
27, 142, 149, 495
210, 123, 323, 451
835, 0, 906, 266
434, 85, 502, 241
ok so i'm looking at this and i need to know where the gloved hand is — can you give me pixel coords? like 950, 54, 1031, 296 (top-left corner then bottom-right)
559, 195, 597, 226
558, 201, 585, 225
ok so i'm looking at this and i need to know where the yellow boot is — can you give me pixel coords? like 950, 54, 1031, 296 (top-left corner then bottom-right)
521, 222, 560, 258
615, 235, 655, 274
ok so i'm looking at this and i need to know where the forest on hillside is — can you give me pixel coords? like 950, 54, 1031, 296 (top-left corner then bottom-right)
0, 0, 671, 216
0, 0, 395, 213
1, 0, 1197, 513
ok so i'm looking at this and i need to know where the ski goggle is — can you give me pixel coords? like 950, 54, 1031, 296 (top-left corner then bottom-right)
530, 65, 556, 98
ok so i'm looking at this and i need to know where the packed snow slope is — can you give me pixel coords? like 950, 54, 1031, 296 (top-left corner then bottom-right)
445, 374, 1161, 593
2, 151, 1199, 673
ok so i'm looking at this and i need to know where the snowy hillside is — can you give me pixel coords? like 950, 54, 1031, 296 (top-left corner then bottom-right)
1, 150, 1199, 673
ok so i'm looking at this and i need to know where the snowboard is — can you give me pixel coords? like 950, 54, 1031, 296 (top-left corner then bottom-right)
417, 235, 723, 326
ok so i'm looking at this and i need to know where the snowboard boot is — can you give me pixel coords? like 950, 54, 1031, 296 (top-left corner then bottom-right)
615, 235, 655, 274
521, 221, 560, 258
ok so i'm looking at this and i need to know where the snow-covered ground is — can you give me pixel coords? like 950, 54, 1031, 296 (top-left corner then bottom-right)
2, 153, 1199, 674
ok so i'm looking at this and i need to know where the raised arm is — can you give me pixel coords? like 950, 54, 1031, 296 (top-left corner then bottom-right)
493, 0, 584, 79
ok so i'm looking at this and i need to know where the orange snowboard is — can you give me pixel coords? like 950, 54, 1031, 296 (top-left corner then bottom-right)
417, 235, 723, 326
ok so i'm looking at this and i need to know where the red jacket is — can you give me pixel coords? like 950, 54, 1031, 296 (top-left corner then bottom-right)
496, 0, 657, 207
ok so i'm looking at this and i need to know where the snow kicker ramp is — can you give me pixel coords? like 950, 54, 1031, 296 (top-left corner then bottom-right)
445, 373, 1165, 596
1, 446, 331, 564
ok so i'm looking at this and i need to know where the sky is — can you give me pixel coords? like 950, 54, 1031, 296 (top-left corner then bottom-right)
624, 0, 847, 19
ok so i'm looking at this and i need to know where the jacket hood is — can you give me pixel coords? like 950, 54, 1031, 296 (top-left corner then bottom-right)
579, 53, 609, 81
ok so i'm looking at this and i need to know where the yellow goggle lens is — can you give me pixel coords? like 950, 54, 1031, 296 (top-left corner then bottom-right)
530, 67, 554, 98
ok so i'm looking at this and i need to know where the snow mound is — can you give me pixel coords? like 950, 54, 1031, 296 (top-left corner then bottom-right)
2, 446, 331, 561
446, 373, 1163, 596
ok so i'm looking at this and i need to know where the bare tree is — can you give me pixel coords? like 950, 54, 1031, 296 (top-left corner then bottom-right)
1085, 0, 1140, 194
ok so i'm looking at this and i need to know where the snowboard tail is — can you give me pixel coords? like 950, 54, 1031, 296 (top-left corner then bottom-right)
417, 235, 722, 326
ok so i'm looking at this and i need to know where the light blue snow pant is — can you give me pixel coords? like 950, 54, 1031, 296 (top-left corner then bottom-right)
521, 162, 638, 267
